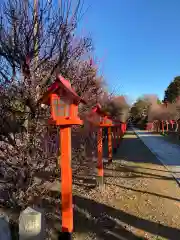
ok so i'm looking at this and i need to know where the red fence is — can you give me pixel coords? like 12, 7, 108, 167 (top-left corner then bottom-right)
147, 120, 179, 135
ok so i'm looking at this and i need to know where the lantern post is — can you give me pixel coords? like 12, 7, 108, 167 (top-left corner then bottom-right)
162, 120, 164, 135
39, 75, 85, 238
97, 127, 103, 185
100, 116, 121, 163
122, 123, 125, 135
166, 120, 169, 132
117, 126, 119, 143
111, 119, 123, 149
171, 120, 174, 130
86, 104, 104, 186
113, 126, 117, 154
99, 115, 113, 163
108, 126, 112, 162
121, 123, 125, 136
118, 125, 121, 145
87, 105, 117, 183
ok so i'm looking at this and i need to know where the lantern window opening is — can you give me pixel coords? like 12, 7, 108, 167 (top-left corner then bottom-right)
52, 97, 70, 118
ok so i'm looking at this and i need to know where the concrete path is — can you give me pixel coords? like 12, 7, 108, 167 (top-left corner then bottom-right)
133, 127, 180, 184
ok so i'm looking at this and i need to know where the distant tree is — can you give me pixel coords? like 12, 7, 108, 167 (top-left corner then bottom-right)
157, 98, 161, 104
130, 98, 150, 121
102, 95, 130, 122
164, 76, 180, 103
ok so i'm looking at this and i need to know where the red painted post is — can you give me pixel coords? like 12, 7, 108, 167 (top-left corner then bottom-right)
166, 121, 169, 132
170, 120, 173, 129
162, 121, 164, 134
115, 127, 117, 147
108, 127, 112, 162
151, 122, 153, 132
124, 123, 127, 132
97, 127, 103, 185
86, 104, 106, 185
113, 127, 117, 150
122, 123, 124, 135
116, 126, 118, 147
60, 127, 73, 233
117, 126, 119, 145
119, 126, 122, 142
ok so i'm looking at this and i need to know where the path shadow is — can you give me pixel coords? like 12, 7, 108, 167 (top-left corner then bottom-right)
73, 176, 97, 191
105, 183, 180, 202
74, 165, 174, 183
43, 191, 144, 239
112, 134, 163, 165
104, 166, 174, 181
74, 195, 180, 240
44, 190, 180, 240
118, 164, 180, 173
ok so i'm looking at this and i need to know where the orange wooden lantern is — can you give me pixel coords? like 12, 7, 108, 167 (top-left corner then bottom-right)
40, 74, 85, 237
87, 105, 122, 166
87, 104, 113, 127
40, 74, 85, 126
93, 105, 114, 163
110, 118, 122, 151
87, 104, 102, 127
86, 104, 104, 186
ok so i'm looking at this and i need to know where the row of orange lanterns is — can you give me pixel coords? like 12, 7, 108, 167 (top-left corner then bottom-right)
39, 75, 127, 238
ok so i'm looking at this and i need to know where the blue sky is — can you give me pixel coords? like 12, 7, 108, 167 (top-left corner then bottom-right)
77, 0, 180, 103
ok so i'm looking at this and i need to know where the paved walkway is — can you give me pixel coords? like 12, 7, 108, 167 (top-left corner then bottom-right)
133, 127, 180, 184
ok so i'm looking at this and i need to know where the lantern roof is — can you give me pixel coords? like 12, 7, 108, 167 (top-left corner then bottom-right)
90, 104, 126, 124
92, 104, 103, 114
39, 74, 86, 105
91, 104, 109, 117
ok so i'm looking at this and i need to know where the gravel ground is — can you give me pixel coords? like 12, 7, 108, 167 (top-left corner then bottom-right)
2, 130, 180, 239
70, 130, 180, 240
21, 129, 180, 239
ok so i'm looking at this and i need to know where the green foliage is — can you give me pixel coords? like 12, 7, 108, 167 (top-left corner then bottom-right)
130, 98, 151, 120
164, 76, 180, 103
157, 98, 161, 104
